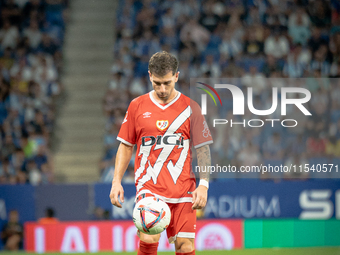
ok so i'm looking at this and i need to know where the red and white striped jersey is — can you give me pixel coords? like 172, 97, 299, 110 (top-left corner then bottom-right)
117, 91, 213, 203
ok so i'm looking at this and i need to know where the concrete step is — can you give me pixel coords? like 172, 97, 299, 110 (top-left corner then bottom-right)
68, 23, 113, 34
65, 38, 113, 49
56, 150, 101, 158
54, 167, 100, 182
58, 115, 105, 125
54, 0, 116, 183
65, 48, 112, 61
57, 127, 103, 138
58, 129, 103, 139
62, 77, 109, 89
66, 88, 104, 96
72, 11, 113, 21
72, 0, 115, 8
55, 161, 100, 171
65, 64, 111, 76
54, 171, 100, 183
57, 141, 104, 151
59, 103, 102, 112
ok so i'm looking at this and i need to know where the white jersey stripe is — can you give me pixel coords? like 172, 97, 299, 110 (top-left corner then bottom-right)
136, 106, 192, 192
117, 137, 134, 146
194, 140, 213, 149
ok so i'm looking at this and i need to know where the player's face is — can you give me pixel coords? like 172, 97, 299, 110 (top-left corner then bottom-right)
149, 71, 179, 102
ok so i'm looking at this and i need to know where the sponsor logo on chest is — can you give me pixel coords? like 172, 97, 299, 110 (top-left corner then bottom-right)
143, 112, 152, 118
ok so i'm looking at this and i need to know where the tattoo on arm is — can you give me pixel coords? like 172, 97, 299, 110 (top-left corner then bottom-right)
196, 144, 211, 181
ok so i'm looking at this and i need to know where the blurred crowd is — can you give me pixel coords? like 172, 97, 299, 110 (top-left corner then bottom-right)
102, 0, 340, 181
0, 0, 68, 185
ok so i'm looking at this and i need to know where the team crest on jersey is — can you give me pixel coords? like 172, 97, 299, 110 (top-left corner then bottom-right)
156, 120, 169, 131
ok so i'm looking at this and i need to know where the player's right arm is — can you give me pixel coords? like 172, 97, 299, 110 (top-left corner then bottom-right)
109, 142, 133, 208
110, 99, 137, 207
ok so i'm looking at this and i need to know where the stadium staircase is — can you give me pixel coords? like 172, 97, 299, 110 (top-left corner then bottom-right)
54, 0, 116, 182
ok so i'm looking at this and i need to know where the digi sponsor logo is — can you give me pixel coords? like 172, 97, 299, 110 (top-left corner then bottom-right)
156, 120, 169, 131
141, 135, 184, 147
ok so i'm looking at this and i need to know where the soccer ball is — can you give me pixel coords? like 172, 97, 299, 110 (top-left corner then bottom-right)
133, 196, 171, 235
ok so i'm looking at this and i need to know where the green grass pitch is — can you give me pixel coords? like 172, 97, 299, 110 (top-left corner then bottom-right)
2, 247, 340, 255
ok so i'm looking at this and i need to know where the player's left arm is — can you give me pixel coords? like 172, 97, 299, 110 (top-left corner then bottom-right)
192, 144, 211, 210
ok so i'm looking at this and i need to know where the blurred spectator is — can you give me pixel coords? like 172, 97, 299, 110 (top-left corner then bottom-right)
219, 28, 243, 60
237, 142, 262, 178
38, 207, 59, 224
200, 54, 221, 78
23, 19, 42, 50
262, 54, 283, 77
309, 45, 332, 76
180, 18, 210, 52
308, 0, 331, 28
92, 207, 109, 220
325, 136, 340, 158
308, 27, 328, 54
0, 20, 19, 50
283, 153, 309, 180
283, 44, 311, 77
288, 7, 311, 46
286, 135, 306, 156
1, 210, 23, 250
263, 132, 285, 160
27, 159, 40, 185
92, 207, 104, 220
1, 0, 21, 26
199, 3, 220, 33
241, 65, 267, 95
306, 134, 326, 157
243, 28, 264, 57
263, 6, 288, 31
22, 0, 45, 24
0, 0, 66, 185
264, 29, 289, 59
38, 33, 58, 55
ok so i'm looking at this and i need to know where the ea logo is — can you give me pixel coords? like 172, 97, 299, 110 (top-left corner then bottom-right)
196, 223, 234, 250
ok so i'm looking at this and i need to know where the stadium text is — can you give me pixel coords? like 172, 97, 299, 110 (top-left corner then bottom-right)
204, 195, 280, 218
299, 190, 340, 219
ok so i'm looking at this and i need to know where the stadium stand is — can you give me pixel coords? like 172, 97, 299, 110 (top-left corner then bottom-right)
102, 0, 340, 181
0, 0, 68, 184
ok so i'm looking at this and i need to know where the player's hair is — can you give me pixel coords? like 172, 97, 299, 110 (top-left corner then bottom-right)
148, 51, 178, 76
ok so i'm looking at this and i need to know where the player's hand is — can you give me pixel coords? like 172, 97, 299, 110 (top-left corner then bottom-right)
192, 185, 208, 210
109, 181, 124, 208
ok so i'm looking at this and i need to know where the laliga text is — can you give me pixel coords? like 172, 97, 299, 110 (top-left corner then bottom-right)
195, 164, 339, 174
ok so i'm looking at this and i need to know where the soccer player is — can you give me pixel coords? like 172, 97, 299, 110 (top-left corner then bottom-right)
110, 51, 212, 255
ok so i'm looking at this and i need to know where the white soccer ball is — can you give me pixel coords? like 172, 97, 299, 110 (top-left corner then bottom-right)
133, 196, 171, 235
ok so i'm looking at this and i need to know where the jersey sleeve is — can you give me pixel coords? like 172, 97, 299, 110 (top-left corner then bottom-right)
117, 100, 137, 146
190, 100, 213, 149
